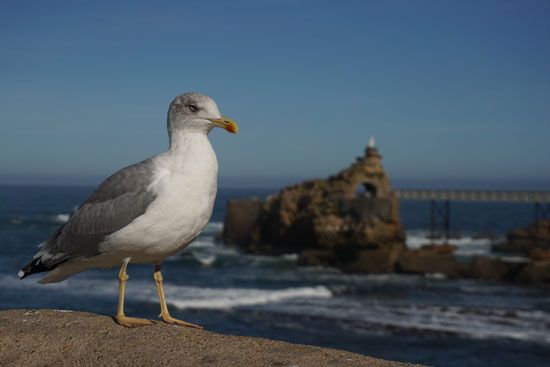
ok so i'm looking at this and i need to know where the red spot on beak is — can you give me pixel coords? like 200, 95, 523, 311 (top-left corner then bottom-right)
226, 124, 237, 133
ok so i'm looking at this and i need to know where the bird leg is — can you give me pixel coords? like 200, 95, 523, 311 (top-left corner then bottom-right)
115, 257, 153, 327
154, 264, 202, 329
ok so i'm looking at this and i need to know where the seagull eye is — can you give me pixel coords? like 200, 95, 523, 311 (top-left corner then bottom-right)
189, 104, 198, 112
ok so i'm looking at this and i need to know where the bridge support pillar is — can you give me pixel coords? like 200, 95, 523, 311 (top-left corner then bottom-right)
430, 200, 450, 244
534, 202, 550, 247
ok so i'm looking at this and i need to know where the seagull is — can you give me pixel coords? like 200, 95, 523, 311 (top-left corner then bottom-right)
19, 92, 238, 328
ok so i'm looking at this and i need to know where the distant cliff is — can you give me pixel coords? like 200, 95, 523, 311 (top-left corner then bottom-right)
224, 142, 406, 273
0, 309, 417, 367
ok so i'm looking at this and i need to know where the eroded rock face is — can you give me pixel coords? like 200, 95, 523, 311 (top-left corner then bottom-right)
465, 257, 521, 281
396, 250, 530, 281
396, 250, 466, 277
516, 260, 550, 284
223, 145, 405, 272
494, 219, 550, 254
223, 198, 262, 246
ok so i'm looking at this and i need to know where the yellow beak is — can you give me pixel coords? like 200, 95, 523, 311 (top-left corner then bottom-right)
208, 116, 238, 134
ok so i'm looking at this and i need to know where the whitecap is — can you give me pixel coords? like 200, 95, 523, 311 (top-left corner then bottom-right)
281, 253, 299, 261
193, 253, 217, 266
166, 286, 333, 310
52, 214, 70, 224
405, 230, 497, 257
204, 221, 223, 233
1, 275, 332, 312
425, 273, 447, 280
497, 255, 529, 263
188, 238, 216, 249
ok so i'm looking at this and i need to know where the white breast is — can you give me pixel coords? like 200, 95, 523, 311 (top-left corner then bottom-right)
100, 133, 218, 264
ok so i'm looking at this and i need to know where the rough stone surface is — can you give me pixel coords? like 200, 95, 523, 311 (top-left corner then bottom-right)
494, 219, 550, 254
0, 309, 419, 367
223, 197, 262, 245
529, 248, 550, 261
347, 243, 405, 273
299, 242, 405, 274
515, 261, 550, 284
464, 257, 522, 281
396, 250, 466, 277
395, 250, 532, 281
419, 244, 456, 254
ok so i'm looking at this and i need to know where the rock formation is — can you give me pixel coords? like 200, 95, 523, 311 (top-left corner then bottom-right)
223, 142, 550, 284
488, 219, 550, 284
223, 141, 406, 273
396, 250, 526, 281
494, 219, 550, 254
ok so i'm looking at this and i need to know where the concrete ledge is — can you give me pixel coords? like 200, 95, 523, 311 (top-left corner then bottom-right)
0, 309, 420, 367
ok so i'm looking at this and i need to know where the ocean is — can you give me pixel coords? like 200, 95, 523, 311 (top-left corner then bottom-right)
0, 185, 549, 367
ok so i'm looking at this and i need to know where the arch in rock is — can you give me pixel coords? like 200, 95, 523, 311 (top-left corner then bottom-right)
354, 180, 380, 198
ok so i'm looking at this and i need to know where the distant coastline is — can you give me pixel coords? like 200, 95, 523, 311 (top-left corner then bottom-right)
1, 177, 550, 190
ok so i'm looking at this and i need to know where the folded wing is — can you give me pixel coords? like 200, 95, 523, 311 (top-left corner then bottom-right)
20, 158, 158, 278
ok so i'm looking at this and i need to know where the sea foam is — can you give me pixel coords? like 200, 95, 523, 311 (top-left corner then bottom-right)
52, 214, 70, 224
166, 286, 333, 310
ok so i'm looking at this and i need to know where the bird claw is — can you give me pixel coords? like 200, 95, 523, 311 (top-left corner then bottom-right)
115, 315, 154, 328
161, 314, 202, 329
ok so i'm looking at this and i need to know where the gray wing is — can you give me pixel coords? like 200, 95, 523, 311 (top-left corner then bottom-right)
33, 158, 158, 268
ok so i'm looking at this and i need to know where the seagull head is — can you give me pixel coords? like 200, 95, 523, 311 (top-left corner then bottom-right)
167, 92, 238, 137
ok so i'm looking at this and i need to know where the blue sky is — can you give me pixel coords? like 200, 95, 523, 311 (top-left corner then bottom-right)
1, 0, 549, 188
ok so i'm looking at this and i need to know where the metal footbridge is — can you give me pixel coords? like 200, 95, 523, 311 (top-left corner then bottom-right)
393, 189, 550, 244
395, 189, 550, 203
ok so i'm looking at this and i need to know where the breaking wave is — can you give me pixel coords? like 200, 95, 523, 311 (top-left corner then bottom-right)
406, 231, 496, 256
165, 286, 333, 310
204, 221, 223, 234
52, 214, 70, 224
1, 275, 332, 311
192, 253, 217, 266
6, 213, 71, 226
